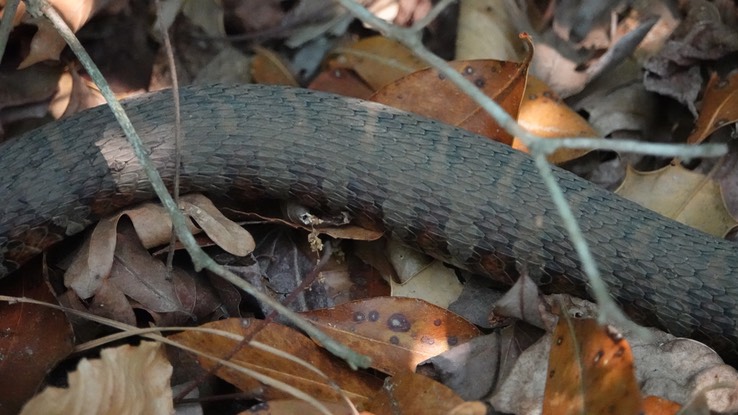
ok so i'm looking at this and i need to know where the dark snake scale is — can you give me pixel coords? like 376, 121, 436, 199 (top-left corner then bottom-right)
1, 84, 737, 361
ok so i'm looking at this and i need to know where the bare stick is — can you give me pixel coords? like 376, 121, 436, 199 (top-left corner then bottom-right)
154, 0, 183, 274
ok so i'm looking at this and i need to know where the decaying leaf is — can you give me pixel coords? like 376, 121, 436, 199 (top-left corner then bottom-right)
169, 318, 382, 407
616, 164, 738, 237
65, 193, 255, 299
308, 67, 374, 99
301, 297, 481, 374
329, 36, 426, 90
687, 71, 738, 144
251, 46, 299, 86
542, 317, 643, 415
20, 342, 173, 415
367, 371, 469, 415
16, 0, 121, 68
0, 270, 74, 414
372, 58, 529, 145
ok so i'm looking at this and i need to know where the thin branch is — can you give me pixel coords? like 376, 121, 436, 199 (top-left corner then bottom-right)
335, 0, 704, 336
154, 0, 183, 274
26, 0, 370, 370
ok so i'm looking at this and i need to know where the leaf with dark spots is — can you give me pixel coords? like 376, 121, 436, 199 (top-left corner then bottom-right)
301, 296, 481, 374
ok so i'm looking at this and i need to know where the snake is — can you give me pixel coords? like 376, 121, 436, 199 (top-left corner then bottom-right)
1, 84, 736, 362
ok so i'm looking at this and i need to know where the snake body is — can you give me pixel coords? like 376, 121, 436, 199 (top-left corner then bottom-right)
1, 84, 736, 360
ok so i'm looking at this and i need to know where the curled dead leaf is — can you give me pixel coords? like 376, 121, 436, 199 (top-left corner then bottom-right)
20, 342, 173, 415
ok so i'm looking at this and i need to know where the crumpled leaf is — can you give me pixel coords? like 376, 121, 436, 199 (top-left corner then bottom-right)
389, 258, 463, 309
616, 164, 738, 237
20, 342, 173, 415
643, 0, 738, 116
308, 67, 374, 100
65, 193, 255, 298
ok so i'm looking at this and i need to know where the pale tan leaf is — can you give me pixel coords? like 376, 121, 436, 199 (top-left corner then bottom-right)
181, 0, 224, 37
330, 36, 426, 90
456, 0, 527, 61
19, 0, 117, 68
390, 261, 463, 309
20, 342, 173, 415
65, 194, 254, 299
616, 164, 738, 237
181, 194, 256, 256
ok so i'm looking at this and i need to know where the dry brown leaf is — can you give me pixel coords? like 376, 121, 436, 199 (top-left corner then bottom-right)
20, 342, 173, 415
65, 194, 255, 298
70, 223, 220, 325
513, 75, 597, 163
542, 317, 643, 415
616, 164, 738, 237
448, 401, 489, 415
243, 399, 359, 415
687, 71, 738, 144
19, 0, 118, 68
251, 46, 299, 86
308, 68, 374, 100
301, 297, 481, 374
329, 36, 426, 90
0, 269, 74, 414
180, 194, 256, 256
371, 58, 529, 145
367, 371, 467, 415
169, 318, 382, 407
642, 395, 681, 415
20, 19, 68, 67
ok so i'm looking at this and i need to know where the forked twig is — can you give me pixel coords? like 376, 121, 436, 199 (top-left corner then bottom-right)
335, 0, 725, 335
